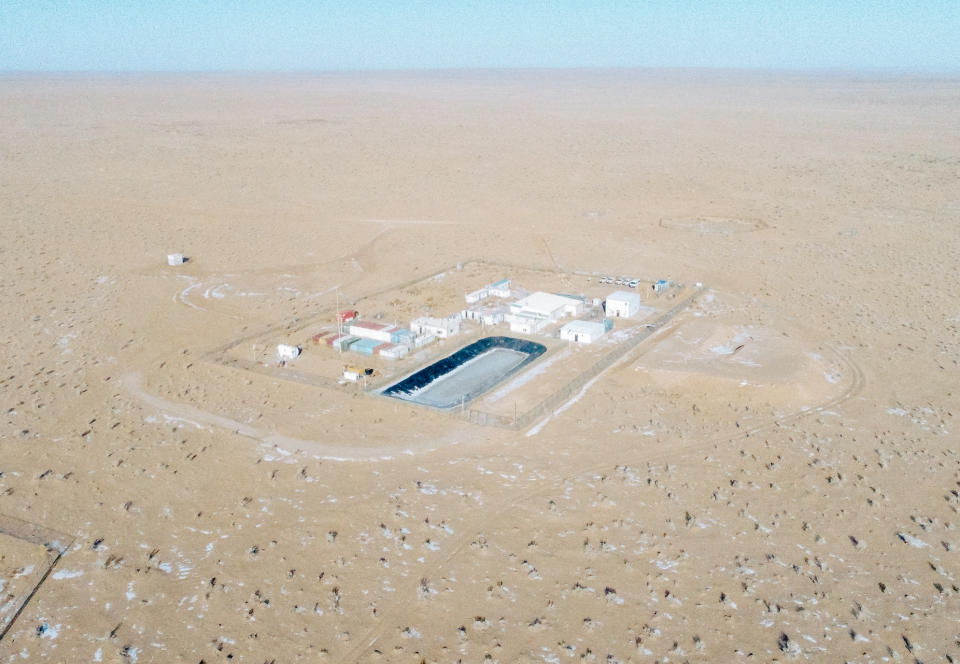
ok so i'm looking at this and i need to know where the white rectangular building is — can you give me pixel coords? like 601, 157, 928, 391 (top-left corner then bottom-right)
488, 279, 511, 297
505, 291, 584, 335
560, 320, 607, 344
606, 290, 642, 318
378, 344, 409, 360
510, 292, 583, 321
465, 288, 488, 304
411, 315, 461, 339
348, 320, 396, 343
414, 334, 436, 348
506, 315, 549, 335
462, 305, 505, 326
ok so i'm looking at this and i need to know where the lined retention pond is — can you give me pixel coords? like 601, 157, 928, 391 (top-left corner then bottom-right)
383, 336, 547, 410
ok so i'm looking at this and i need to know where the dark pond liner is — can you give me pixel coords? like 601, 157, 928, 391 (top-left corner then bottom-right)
383, 336, 546, 409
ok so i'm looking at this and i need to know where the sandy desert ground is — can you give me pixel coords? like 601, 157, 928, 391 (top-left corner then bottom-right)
1, 70, 959, 662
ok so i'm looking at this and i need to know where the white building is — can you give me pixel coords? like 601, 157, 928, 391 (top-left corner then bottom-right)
606, 290, 642, 318
510, 292, 583, 320
411, 315, 461, 339
560, 320, 607, 344
277, 344, 301, 361
488, 279, 511, 298
413, 334, 436, 348
462, 304, 506, 326
506, 292, 583, 335
465, 288, 488, 304
378, 344, 409, 360
348, 320, 396, 343
506, 315, 548, 335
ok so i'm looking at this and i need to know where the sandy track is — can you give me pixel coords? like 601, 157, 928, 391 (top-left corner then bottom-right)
348, 218, 465, 225
121, 372, 462, 462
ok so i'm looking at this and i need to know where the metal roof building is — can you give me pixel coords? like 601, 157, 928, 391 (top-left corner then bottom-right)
509, 292, 583, 321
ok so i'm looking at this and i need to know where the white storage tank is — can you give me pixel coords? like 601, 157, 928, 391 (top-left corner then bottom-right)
277, 344, 301, 361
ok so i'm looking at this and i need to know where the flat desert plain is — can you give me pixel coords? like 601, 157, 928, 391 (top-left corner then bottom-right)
1, 70, 958, 662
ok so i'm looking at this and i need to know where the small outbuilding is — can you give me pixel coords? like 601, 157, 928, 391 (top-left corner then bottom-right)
606, 290, 642, 318
413, 333, 436, 348
462, 304, 506, 326
277, 344, 301, 361
465, 288, 489, 304
560, 320, 607, 344
350, 338, 383, 357
507, 316, 547, 335
391, 328, 414, 345
327, 334, 358, 351
411, 315, 461, 339
488, 279, 511, 298
653, 279, 670, 294
378, 344, 409, 360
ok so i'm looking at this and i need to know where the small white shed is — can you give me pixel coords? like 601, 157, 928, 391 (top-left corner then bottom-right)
606, 290, 642, 318
411, 315, 461, 339
465, 288, 489, 304
560, 320, 606, 344
379, 344, 409, 360
507, 316, 547, 335
277, 344, 301, 361
488, 279, 511, 298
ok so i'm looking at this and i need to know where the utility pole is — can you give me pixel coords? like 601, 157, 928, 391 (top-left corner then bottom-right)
336, 287, 342, 354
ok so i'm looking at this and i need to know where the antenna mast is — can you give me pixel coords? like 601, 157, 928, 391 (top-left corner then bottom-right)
336, 287, 342, 353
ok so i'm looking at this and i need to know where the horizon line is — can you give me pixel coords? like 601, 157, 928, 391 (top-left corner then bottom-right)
2, 64, 959, 77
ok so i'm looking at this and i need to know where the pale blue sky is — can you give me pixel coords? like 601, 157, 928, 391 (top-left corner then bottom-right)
1, 1, 957, 72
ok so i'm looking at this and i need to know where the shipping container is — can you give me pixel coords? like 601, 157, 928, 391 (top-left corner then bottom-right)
379, 344, 409, 359
390, 328, 414, 345
350, 338, 382, 356
327, 334, 358, 351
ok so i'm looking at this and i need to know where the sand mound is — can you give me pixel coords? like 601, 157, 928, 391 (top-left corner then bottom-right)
638, 320, 806, 382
